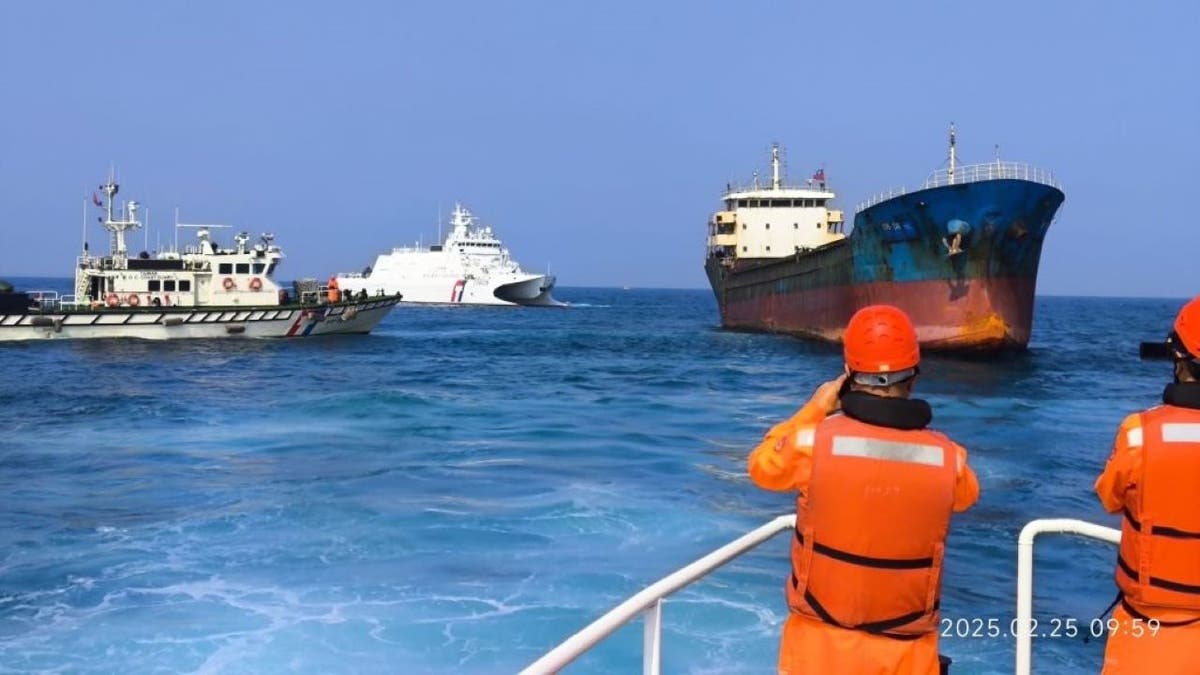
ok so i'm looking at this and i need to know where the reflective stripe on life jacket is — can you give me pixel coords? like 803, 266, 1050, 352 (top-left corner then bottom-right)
788, 413, 959, 637
1117, 406, 1200, 610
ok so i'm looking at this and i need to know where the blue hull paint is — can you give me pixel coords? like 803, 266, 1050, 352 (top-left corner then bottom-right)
706, 177, 1065, 349
851, 179, 1065, 286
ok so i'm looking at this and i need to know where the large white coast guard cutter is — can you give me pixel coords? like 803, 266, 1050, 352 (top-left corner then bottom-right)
0, 177, 400, 341
335, 203, 562, 307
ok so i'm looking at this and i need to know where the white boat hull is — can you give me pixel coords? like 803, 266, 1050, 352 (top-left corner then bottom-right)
0, 297, 400, 342
494, 275, 563, 307
337, 273, 562, 307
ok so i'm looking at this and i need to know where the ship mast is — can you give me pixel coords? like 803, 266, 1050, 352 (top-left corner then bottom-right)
948, 123, 957, 185
98, 173, 142, 270
770, 143, 782, 190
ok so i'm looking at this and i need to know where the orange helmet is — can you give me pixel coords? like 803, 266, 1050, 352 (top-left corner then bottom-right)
1173, 296, 1200, 359
844, 305, 920, 376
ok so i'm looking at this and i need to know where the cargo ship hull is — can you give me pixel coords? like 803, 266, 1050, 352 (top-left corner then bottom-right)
706, 178, 1064, 351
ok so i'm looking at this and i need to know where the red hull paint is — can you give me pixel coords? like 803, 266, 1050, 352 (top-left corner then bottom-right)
722, 276, 1036, 350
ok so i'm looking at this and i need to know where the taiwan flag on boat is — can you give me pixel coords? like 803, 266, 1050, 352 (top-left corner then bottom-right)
92, 192, 103, 207
812, 168, 825, 184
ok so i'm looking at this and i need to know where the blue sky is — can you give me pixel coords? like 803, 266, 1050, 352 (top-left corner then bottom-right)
1, 1, 1195, 295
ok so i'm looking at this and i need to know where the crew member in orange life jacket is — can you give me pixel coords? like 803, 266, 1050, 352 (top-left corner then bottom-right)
1095, 296, 1200, 675
748, 305, 979, 675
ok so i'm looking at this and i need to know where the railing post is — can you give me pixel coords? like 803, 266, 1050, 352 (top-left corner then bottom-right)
1015, 519, 1121, 675
643, 599, 662, 675
1015, 524, 1035, 675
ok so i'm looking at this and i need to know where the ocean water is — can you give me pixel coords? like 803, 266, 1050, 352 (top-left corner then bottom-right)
0, 278, 1185, 674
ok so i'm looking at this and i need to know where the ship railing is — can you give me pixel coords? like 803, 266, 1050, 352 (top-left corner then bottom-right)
25, 291, 90, 311
75, 254, 128, 271
26, 290, 64, 310
854, 161, 1062, 212
520, 514, 795, 675
59, 295, 90, 309
854, 185, 910, 212
520, 515, 1122, 675
723, 181, 832, 196
922, 161, 1062, 191
1015, 518, 1120, 675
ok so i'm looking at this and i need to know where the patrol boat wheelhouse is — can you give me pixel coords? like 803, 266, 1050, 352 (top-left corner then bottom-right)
0, 177, 400, 341
335, 203, 562, 306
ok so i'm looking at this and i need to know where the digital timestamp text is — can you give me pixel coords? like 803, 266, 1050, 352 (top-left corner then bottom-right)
940, 617, 1161, 639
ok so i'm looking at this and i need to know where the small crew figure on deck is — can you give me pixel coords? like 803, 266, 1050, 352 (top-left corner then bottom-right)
747, 305, 979, 675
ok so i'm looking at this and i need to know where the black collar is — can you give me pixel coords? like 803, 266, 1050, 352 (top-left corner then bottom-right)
1163, 383, 1200, 410
839, 391, 933, 430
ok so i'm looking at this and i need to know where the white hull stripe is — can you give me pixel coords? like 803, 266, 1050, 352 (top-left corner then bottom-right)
831, 436, 946, 467
0, 300, 397, 333
1, 308, 379, 327
1163, 423, 1200, 443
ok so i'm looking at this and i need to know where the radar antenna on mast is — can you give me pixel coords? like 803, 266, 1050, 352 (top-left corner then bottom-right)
96, 173, 142, 268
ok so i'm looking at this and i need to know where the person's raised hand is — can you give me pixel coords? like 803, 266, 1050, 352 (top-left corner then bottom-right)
810, 373, 848, 414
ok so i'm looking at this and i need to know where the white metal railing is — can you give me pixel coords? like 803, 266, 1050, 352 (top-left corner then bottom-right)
1015, 518, 1121, 675
524, 515, 1121, 675
855, 185, 910, 212
24, 291, 88, 311
723, 181, 833, 196
855, 161, 1062, 212
923, 162, 1061, 191
520, 514, 796, 675
26, 290, 63, 309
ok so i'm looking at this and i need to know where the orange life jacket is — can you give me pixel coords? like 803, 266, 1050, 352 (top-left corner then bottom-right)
787, 413, 959, 637
1117, 405, 1200, 610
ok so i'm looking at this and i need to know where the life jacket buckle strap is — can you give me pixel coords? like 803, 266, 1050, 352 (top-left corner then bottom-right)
1120, 595, 1200, 627
802, 588, 934, 639
1118, 554, 1200, 595
795, 530, 935, 570
1124, 507, 1200, 539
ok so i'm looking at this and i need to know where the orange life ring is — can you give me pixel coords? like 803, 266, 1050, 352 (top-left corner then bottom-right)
105, 293, 119, 308
249, 277, 263, 291
127, 293, 141, 307
223, 277, 236, 291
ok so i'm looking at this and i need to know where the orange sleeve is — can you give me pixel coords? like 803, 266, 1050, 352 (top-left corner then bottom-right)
951, 443, 980, 513
1094, 413, 1144, 514
747, 398, 827, 492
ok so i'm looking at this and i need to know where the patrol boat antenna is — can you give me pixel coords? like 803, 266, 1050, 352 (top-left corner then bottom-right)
172, 205, 233, 254
98, 176, 142, 269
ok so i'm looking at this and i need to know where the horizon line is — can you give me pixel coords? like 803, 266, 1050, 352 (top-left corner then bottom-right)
2, 274, 1190, 302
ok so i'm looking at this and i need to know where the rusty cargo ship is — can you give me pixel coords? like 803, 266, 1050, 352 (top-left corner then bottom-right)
704, 129, 1065, 351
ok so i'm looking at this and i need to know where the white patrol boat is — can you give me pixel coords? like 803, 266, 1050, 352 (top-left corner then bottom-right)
0, 177, 401, 341
335, 203, 562, 307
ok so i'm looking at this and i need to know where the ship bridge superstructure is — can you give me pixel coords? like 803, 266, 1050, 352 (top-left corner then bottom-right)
71, 176, 287, 310
707, 144, 845, 262
371, 204, 522, 277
